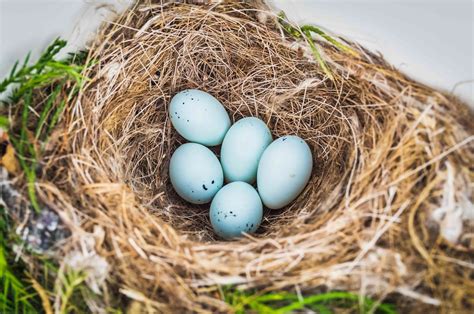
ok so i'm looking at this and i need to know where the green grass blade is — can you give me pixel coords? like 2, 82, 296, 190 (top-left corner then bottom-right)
273, 291, 396, 314
310, 303, 332, 314
0, 116, 9, 128
224, 288, 397, 314
301, 25, 358, 57
277, 11, 302, 39
35, 82, 63, 139
4, 37, 88, 212
303, 29, 334, 80
9, 61, 19, 79
0, 212, 38, 313
255, 292, 296, 302
22, 52, 31, 70
46, 99, 66, 138
278, 10, 361, 82
20, 91, 40, 213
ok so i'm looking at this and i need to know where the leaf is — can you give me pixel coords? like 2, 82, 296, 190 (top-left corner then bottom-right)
0, 116, 9, 129
0, 130, 19, 174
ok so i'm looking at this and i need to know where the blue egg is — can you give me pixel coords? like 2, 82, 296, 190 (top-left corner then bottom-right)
220, 117, 272, 184
169, 89, 231, 146
210, 182, 263, 239
257, 135, 313, 209
169, 143, 223, 204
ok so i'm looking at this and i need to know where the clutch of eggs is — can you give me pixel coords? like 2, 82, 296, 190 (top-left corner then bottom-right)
168, 89, 313, 239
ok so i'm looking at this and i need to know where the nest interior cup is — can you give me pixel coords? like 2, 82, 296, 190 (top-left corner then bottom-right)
43, 1, 474, 312
83, 3, 354, 240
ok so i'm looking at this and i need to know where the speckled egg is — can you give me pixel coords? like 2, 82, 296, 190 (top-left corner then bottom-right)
169, 89, 231, 146
220, 117, 272, 184
210, 182, 263, 239
169, 143, 223, 204
257, 135, 313, 209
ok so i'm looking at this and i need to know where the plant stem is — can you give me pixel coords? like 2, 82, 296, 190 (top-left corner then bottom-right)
303, 29, 334, 81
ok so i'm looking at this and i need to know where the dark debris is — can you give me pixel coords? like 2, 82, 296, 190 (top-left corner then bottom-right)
1, 166, 69, 253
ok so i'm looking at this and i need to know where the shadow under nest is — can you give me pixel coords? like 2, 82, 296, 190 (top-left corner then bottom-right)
32, 0, 474, 312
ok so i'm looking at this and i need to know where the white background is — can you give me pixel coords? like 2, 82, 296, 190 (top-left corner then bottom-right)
1, 0, 473, 107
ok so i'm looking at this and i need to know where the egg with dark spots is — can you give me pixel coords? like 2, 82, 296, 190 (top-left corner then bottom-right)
257, 135, 313, 209
169, 143, 223, 204
169, 89, 231, 146
210, 182, 262, 239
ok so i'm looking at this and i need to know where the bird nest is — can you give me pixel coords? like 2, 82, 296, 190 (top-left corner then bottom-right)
12, 0, 474, 312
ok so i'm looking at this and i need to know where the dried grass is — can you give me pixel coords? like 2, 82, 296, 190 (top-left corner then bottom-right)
36, 0, 474, 312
